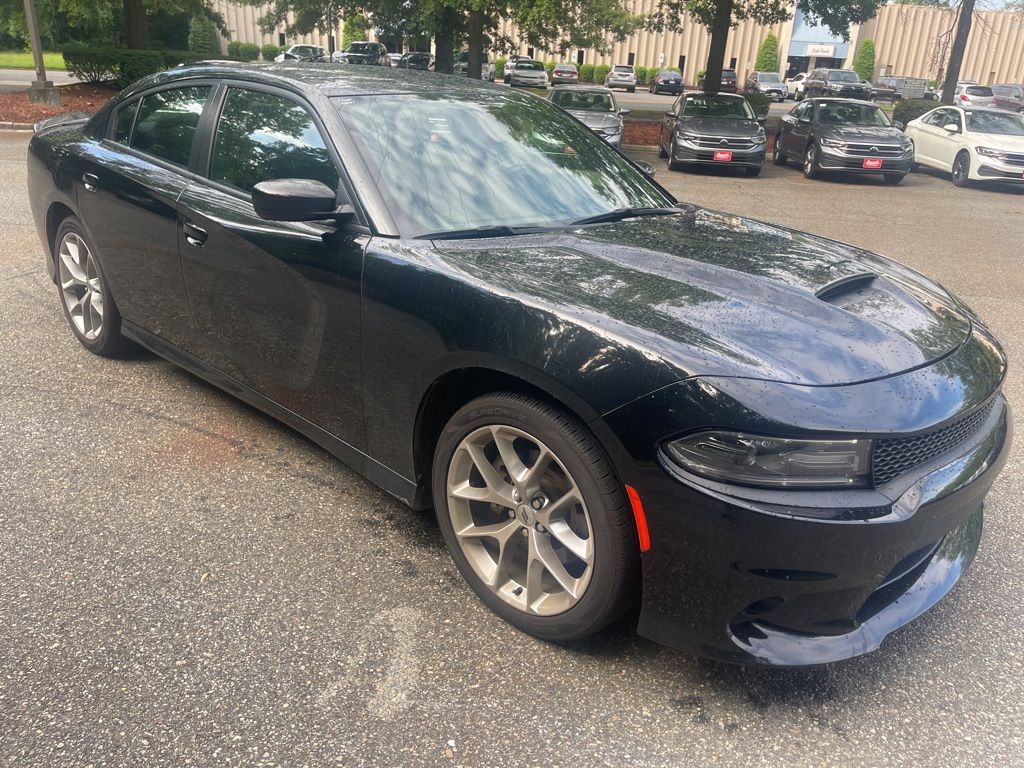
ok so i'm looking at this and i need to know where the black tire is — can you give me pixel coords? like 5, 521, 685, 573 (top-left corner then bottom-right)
667, 137, 682, 171
772, 135, 787, 165
883, 173, 905, 185
951, 151, 971, 187
746, 164, 763, 177
802, 142, 821, 179
657, 130, 668, 158
53, 216, 131, 357
628, 87, 635, 93
432, 393, 639, 642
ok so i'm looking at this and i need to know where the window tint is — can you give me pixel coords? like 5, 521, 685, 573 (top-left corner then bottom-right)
132, 86, 210, 167
210, 88, 338, 194
965, 86, 993, 97
992, 85, 1010, 97
113, 100, 138, 144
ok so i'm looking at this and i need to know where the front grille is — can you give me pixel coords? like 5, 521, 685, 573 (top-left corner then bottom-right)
1002, 153, 1024, 167
842, 143, 906, 157
692, 136, 757, 150
872, 399, 996, 486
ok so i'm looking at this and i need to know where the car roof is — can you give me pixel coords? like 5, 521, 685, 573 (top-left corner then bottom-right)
551, 84, 611, 92
122, 61, 500, 99
804, 97, 876, 105
682, 90, 742, 99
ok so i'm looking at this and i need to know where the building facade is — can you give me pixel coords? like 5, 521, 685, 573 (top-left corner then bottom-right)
213, 1, 1024, 86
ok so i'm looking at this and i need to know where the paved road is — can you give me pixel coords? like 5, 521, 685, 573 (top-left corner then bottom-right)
1, 130, 1022, 767
0, 67, 78, 94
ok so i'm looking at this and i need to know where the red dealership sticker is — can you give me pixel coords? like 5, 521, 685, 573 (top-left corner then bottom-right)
713, 150, 733, 162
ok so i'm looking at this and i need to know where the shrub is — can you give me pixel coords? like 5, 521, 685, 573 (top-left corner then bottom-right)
894, 98, 935, 125
852, 39, 875, 82
493, 57, 507, 79
744, 92, 772, 117
62, 44, 120, 83
634, 66, 648, 84
593, 64, 611, 84
261, 44, 281, 60
159, 50, 202, 68
696, 68, 706, 85
188, 15, 221, 57
579, 63, 595, 82
754, 32, 779, 73
545, 61, 556, 75
227, 40, 241, 58
236, 42, 260, 61
117, 50, 165, 87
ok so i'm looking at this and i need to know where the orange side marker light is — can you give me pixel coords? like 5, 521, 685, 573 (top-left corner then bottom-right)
625, 485, 651, 553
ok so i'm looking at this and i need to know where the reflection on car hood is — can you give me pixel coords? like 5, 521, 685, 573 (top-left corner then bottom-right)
430, 209, 971, 386
567, 111, 621, 130
820, 125, 906, 143
679, 117, 760, 138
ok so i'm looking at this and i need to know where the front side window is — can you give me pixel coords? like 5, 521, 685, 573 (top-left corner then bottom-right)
132, 86, 211, 167
210, 88, 338, 194
113, 100, 139, 144
334, 92, 670, 237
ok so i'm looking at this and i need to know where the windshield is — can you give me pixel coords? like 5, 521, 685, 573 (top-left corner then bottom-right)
964, 86, 993, 97
348, 43, 377, 54
759, 73, 782, 83
816, 102, 891, 126
680, 95, 754, 120
966, 110, 1024, 135
613, 66, 633, 73
827, 71, 860, 83
551, 90, 615, 112
333, 93, 670, 237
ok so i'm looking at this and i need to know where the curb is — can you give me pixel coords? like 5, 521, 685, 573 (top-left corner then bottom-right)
0, 122, 33, 130
621, 144, 659, 151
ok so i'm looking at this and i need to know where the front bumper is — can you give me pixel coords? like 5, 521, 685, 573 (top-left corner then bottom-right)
759, 88, 786, 100
819, 144, 914, 174
974, 156, 1024, 182
672, 137, 765, 168
608, 79, 636, 89
602, 327, 1010, 665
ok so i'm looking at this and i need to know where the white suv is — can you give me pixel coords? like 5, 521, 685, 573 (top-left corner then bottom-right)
605, 65, 637, 93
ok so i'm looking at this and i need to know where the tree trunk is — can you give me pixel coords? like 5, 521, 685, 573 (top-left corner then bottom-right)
467, 9, 483, 80
703, 0, 733, 95
434, 6, 457, 75
123, 0, 148, 49
940, 0, 974, 105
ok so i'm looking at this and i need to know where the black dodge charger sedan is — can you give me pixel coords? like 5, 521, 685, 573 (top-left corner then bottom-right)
28, 63, 1010, 666
774, 98, 915, 183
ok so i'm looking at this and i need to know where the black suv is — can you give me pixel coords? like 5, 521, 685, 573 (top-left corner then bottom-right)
804, 69, 871, 101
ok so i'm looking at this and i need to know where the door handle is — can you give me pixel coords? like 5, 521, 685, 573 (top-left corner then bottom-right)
82, 172, 99, 192
183, 220, 208, 247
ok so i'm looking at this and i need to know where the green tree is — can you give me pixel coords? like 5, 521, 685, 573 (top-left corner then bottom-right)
341, 11, 370, 46
753, 31, 778, 72
188, 14, 220, 55
851, 38, 875, 81
651, 0, 890, 95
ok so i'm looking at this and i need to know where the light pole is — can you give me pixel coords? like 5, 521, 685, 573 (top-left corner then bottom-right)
23, 0, 60, 105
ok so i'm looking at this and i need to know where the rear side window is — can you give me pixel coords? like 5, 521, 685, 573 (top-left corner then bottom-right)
209, 88, 338, 194
132, 86, 211, 167
113, 100, 138, 144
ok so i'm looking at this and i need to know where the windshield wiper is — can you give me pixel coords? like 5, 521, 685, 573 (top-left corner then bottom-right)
416, 224, 551, 241
570, 207, 681, 226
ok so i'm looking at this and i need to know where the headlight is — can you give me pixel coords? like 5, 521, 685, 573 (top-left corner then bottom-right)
753, 129, 766, 144
676, 130, 698, 143
976, 146, 1006, 159
663, 431, 872, 489
603, 124, 622, 136
818, 136, 843, 148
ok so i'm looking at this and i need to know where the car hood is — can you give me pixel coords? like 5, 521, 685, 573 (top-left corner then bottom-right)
967, 132, 1024, 150
757, 82, 785, 90
819, 125, 907, 143
567, 111, 621, 130
679, 117, 760, 137
429, 209, 972, 387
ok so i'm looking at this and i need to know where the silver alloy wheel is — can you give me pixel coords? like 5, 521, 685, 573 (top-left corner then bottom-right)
446, 424, 595, 616
804, 145, 816, 175
952, 154, 968, 184
58, 232, 104, 340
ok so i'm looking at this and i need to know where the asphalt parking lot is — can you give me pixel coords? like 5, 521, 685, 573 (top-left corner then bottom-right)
1, 130, 1022, 767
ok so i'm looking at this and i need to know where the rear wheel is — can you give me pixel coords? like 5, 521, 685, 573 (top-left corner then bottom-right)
951, 151, 971, 187
432, 393, 639, 642
55, 217, 130, 357
772, 136, 787, 165
802, 143, 821, 179
628, 87, 635, 93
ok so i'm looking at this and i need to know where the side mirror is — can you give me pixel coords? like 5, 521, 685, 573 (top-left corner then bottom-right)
893, 120, 905, 130
943, 123, 959, 133
635, 160, 656, 178
799, 116, 812, 124
618, 108, 631, 116
252, 179, 352, 223
665, 110, 675, 117
757, 115, 766, 124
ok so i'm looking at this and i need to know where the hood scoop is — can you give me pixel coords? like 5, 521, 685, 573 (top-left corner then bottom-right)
815, 272, 879, 305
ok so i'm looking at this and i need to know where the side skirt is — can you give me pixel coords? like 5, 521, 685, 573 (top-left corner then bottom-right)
122, 321, 419, 507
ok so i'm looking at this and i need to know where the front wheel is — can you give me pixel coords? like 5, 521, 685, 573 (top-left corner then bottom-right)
667, 137, 682, 171
55, 217, 131, 357
772, 136, 787, 165
951, 151, 971, 187
432, 393, 639, 642
803, 143, 821, 179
